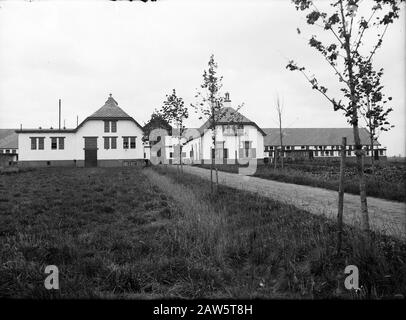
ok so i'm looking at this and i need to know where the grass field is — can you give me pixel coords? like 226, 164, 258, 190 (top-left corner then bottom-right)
0, 166, 405, 299
194, 160, 406, 202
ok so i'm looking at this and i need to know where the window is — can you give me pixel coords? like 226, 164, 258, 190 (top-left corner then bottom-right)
104, 120, 110, 133
224, 148, 228, 159
144, 153, 146, 159
104, 137, 110, 149
122, 136, 136, 149
30, 137, 37, 150
348, 151, 351, 156
58, 138, 64, 150
123, 137, 129, 149
130, 137, 136, 149
111, 121, 117, 133
50, 137, 65, 150
111, 137, 117, 149
5, 149, 10, 153
380, 150, 384, 156
51, 137, 57, 150
269, 146, 273, 150
104, 137, 117, 150
301, 146, 306, 149
170, 152, 173, 158
38, 138, 44, 150
12, 149, 16, 154
314, 151, 318, 156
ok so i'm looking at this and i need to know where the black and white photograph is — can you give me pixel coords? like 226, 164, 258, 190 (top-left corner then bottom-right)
0, 0, 405, 314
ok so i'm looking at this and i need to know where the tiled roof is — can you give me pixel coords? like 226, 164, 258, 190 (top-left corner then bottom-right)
89, 94, 132, 119
0, 129, 18, 149
199, 107, 266, 136
262, 128, 379, 146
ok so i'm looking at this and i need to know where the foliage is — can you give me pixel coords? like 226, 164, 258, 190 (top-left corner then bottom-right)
191, 55, 244, 145
142, 112, 172, 142
159, 89, 189, 139
286, 0, 402, 127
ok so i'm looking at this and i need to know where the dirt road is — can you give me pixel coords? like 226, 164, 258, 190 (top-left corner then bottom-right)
180, 165, 406, 240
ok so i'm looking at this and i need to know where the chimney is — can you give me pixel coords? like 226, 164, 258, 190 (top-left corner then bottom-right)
223, 92, 231, 108
58, 99, 61, 130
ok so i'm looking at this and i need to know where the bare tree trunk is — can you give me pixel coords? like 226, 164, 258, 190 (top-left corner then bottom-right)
180, 144, 183, 173
370, 133, 375, 173
210, 154, 214, 193
276, 95, 284, 169
340, 1, 369, 233
274, 149, 277, 170
353, 125, 370, 232
367, 97, 375, 174
337, 137, 347, 254
216, 167, 219, 190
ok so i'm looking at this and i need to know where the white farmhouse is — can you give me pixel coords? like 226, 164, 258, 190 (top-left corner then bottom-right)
182, 93, 266, 164
16, 95, 145, 167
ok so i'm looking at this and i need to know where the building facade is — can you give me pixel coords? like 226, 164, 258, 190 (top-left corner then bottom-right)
262, 128, 387, 161
182, 94, 266, 164
16, 95, 145, 167
0, 129, 18, 167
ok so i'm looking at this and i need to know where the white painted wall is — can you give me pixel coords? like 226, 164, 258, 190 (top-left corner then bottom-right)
18, 119, 144, 161
183, 124, 265, 161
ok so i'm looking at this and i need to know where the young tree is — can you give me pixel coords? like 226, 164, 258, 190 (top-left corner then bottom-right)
159, 89, 189, 172
192, 54, 244, 193
358, 58, 394, 172
286, 0, 403, 233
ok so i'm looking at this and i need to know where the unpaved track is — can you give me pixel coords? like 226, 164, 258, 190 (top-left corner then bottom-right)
178, 165, 406, 240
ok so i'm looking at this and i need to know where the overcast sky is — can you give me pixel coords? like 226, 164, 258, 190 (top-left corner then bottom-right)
0, 0, 404, 155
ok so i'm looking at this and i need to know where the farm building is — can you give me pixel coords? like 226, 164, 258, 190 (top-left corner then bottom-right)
181, 93, 266, 164
262, 128, 387, 161
142, 113, 175, 165
0, 129, 18, 167
16, 94, 145, 167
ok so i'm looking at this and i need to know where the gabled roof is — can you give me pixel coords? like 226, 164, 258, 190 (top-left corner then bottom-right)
16, 95, 143, 133
0, 129, 18, 149
262, 128, 380, 146
199, 107, 266, 136
88, 95, 132, 119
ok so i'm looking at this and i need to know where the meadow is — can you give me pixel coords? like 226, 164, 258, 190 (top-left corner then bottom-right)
0, 166, 405, 298
194, 159, 406, 202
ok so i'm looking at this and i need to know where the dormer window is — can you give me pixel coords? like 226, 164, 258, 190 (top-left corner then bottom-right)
104, 120, 117, 133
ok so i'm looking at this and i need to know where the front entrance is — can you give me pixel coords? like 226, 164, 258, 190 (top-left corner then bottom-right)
85, 149, 97, 167
84, 137, 98, 167
374, 150, 379, 160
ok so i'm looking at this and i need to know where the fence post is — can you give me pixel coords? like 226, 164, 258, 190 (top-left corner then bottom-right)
337, 137, 347, 254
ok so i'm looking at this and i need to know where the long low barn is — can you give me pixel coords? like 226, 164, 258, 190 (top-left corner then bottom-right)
262, 128, 386, 161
